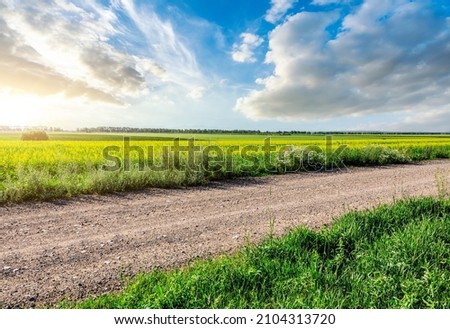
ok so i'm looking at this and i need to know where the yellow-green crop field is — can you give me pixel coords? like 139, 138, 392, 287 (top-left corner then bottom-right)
1, 132, 450, 203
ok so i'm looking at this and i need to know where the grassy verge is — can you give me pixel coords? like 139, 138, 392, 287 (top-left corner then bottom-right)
1, 144, 449, 204
63, 197, 450, 309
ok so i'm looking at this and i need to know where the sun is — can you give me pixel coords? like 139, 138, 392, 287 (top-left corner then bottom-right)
0, 91, 37, 126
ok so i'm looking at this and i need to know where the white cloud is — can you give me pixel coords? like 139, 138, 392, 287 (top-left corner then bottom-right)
0, 0, 206, 108
312, 0, 345, 5
0, 0, 165, 105
385, 108, 450, 132
118, 0, 203, 89
0, 3, 125, 105
231, 33, 264, 63
187, 86, 206, 100
265, 0, 298, 24
235, 0, 450, 131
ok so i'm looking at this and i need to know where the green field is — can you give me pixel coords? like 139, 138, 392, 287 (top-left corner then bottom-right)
63, 197, 450, 309
1, 132, 450, 203
3, 132, 450, 309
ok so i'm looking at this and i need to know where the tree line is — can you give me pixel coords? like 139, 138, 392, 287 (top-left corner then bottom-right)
76, 127, 449, 135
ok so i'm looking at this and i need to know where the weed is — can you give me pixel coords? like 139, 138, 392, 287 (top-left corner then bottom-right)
65, 197, 450, 309
435, 169, 449, 198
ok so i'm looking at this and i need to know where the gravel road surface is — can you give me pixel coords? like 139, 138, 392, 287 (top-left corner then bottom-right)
1, 160, 449, 308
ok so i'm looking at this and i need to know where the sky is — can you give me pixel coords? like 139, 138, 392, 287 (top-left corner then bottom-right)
1, 0, 450, 131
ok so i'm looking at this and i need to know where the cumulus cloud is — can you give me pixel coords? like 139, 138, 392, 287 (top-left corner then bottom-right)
0, 55, 123, 105
236, 0, 450, 125
0, 0, 192, 106
231, 33, 264, 63
80, 47, 145, 94
265, 0, 298, 24
0, 13, 122, 105
186, 86, 206, 100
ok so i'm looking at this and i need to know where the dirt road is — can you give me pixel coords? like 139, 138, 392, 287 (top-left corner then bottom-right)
1, 160, 449, 308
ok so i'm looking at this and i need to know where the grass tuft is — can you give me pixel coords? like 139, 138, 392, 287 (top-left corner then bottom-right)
1, 143, 450, 204
63, 197, 450, 309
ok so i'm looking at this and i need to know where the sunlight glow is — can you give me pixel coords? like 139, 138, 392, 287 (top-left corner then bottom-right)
0, 90, 42, 126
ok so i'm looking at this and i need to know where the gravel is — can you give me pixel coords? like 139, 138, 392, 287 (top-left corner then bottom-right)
0, 160, 449, 308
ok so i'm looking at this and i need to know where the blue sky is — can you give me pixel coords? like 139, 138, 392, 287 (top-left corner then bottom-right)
1, 0, 450, 131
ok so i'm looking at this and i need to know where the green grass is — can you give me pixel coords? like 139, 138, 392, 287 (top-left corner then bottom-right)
1, 132, 450, 203
65, 197, 450, 309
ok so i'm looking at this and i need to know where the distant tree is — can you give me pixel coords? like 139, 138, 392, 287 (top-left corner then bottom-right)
21, 130, 49, 141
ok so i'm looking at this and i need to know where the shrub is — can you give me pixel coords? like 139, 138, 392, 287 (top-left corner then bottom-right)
20, 130, 49, 141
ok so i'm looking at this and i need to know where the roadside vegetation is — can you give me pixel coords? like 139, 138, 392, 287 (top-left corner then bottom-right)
0, 132, 449, 203
63, 197, 450, 309
20, 130, 49, 141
